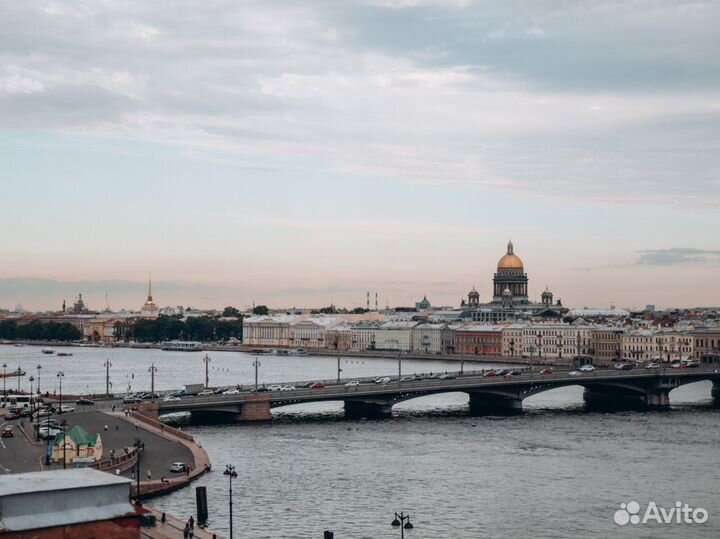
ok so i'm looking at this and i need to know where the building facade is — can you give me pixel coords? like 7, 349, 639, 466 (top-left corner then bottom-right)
455, 325, 504, 356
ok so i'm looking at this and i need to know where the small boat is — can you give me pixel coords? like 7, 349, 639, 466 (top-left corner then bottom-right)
291, 348, 309, 356
41, 348, 55, 354
57, 352, 73, 357
13, 344, 24, 347
161, 341, 202, 352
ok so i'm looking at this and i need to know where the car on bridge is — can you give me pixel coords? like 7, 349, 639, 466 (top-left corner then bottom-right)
615, 363, 633, 371
496, 369, 512, 376
222, 389, 241, 395
310, 382, 326, 389
123, 396, 142, 405
568, 371, 582, 376
280, 385, 296, 391
400, 376, 416, 382
438, 373, 456, 379
646, 362, 660, 369
163, 396, 181, 402
344, 380, 360, 387
539, 368, 553, 375
578, 364, 596, 372
373, 377, 390, 384
197, 390, 215, 396
267, 385, 283, 392
483, 371, 497, 377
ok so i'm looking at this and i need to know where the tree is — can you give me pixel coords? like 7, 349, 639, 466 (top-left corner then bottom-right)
252, 305, 269, 316
222, 306, 242, 318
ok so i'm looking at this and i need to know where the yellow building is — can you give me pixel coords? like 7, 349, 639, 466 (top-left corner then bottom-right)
52, 426, 103, 465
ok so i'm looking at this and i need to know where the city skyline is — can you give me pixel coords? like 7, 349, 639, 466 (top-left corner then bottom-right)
2, 1, 719, 310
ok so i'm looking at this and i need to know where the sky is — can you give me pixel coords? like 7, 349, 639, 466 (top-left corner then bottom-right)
1, 0, 719, 311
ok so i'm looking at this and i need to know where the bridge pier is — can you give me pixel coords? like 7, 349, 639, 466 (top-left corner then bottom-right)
239, 396, 272, 422
583, 388, 645, 411
645, 389, 670, 408
468, 392, 523, 415
712, 383, 720, 406
344, 400, 392, 418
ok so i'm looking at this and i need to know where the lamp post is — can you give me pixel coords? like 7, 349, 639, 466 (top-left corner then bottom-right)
29, 376, 34, 411
398, 353, 402, 381
36, 364, 42, 397
57, 371, 64, 414
148, 364, 157, 399
2, 363, 7, 406
16, 367, 22, 394
224, 464, 238, 539
60, 419, 68, 470
253, 358, 261, 391
337, 357, 342, 383
133, 438, 142, 506
203, 354, 211, 388
104, 360, 112, 397
391, 512, 414, 538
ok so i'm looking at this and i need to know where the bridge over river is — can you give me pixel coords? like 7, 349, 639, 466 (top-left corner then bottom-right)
143, 366, 720, 422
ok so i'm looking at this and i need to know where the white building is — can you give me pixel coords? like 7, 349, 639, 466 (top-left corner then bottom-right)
242, 315, 297, 348
411, 323, 453, 354
374, 321, 418, 351
521, 324, 592, 361
349, 321, 382, 350
501, 324, 526, 357
289, 317, 340, 349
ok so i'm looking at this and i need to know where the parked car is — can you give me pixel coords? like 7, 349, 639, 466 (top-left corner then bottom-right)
578, 365, 596, 372
280, 385, 296, 391
373, 377, 390, 385
76, 398, 95, 405
38, 427, 62, 439
1, 426, 13, 438
18, 408, 32, 417
60, 405, 75, 413
310, 382, 326, 389
3, 411, 19, 420
344, 380, 360, 387
483, 371, 497, 377
34, 408, 54, 418
539, 368, 553, 375
38, 419, 60, 429
169, 462, 187, 473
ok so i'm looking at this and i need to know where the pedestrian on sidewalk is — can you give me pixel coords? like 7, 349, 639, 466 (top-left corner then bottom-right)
183, 523, 190, 539
135, 422, 139, 430
104, 425, 108, 431
146, 469, 152, 481
112, 405, 116, 412
116, 424, 119, 430
188, 515, 194, 529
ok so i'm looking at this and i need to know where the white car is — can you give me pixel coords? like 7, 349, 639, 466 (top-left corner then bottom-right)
344, 380, 360, 387
223, 389, 241, 395
197, 389, 214, 396
568, 371, 581, 376
60, 405, 75, 413
163, 395, 181, 402
578, 365, 596, 372
374, 377, 391, 384
39, 426, 62, 439
169, 462, 186, 473
267, 385, 282, 391
280, 385, 295, 391
646, 362, 660, 369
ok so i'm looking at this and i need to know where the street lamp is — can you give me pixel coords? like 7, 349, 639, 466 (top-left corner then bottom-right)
57, 372, 64, 414
253, 359, 261, 391
224, 464, 239, 539
2, 363, 7, 406
16, 366, 22, 394
133, 438, 143, 506
29, 376, 35, 411
391, 512, 414, 538
60, 419, 68, 470
104, 360, 112, 397
148, 364, 157, 399
203, 354, 211, 388
36, 364, 42, 397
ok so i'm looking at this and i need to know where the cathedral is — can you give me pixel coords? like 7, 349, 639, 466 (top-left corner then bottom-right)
461, 240, 567, 322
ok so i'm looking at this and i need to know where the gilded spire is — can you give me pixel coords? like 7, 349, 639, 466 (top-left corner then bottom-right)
507, 238, 514, 255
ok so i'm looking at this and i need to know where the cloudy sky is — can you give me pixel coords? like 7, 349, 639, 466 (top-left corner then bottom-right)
1, 0, 719, 311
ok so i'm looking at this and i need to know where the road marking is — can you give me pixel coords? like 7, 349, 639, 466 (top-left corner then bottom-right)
0, 440, 5, 450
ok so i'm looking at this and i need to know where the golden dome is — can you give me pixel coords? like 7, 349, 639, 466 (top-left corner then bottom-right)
497, 240, 524, 270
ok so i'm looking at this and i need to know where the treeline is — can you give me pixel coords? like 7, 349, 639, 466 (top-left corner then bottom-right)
0, 320, 82, 341
118, 315, 243, 343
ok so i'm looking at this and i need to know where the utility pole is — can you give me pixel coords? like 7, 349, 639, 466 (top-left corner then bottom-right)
148, 364, 157, 398
57, 371, 64, 414
104, 360, 112, 397
203, 354, 211, 388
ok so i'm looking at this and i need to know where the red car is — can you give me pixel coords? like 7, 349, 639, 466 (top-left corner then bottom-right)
539, 368, 553, 375
1, 427, 13, 438
310, 382, 325, 389
483, 371, 497, 377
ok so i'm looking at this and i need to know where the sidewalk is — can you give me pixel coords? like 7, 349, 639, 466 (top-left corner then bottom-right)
142, 507, 222, 539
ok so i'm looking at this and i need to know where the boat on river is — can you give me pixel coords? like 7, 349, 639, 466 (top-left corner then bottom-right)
0, 369, 25, 378
41, 348, 55, 354
161, 341, 202, 352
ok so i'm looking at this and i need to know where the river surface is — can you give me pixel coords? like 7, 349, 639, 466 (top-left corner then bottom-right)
2, 344, 719, 538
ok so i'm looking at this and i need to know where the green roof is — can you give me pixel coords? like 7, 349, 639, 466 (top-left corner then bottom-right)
53, 426, 100, 447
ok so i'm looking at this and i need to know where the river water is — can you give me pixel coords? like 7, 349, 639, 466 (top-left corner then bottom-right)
2, 344, 719, 538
